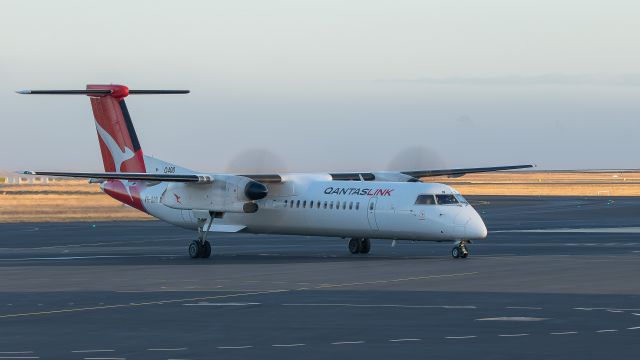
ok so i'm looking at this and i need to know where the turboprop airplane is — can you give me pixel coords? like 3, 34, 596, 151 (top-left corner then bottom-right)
17, 84, 533, 259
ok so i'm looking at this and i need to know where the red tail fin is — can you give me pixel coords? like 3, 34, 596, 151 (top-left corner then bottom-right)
87, 84, 146, 173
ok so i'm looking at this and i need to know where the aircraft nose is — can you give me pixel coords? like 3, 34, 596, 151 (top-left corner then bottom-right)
467, 210, 488, 239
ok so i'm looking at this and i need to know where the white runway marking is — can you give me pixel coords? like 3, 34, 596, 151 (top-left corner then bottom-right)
627, 326, 640, 330
506, 306, 543, 310
596, 329, 618, 333
146, 348, 187, 351
271, 344, 306, 347
445, 336, 477, 339
282, 303, 476, 309
498, 334, 529, 337
331, 341, 365, 345
216, 346, 253, 349
476, 317, 548, 322
0, 255, 176, 262
388, 338, 421, 342
494, 227, 640, 233
71, 350, 115, 353
550, 332, 578, 335
0, 357, 39, 359
83, 358, 125, 360
183, 302, 260, 306
0, 353, 34, 355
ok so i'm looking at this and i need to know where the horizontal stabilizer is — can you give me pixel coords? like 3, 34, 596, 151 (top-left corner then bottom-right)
19, 171, 213, 183
16, 89, 189, 96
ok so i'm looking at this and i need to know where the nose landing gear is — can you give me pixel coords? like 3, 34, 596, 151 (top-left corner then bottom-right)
451, 241, 469, 259
348, 238, 371, 254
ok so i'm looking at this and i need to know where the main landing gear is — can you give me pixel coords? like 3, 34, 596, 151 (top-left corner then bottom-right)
189, 213, 214, 259
451, 241, 469, 259
348, 238, 371, 254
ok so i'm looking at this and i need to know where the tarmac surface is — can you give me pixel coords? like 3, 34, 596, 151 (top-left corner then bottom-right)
1, 196, 639, 359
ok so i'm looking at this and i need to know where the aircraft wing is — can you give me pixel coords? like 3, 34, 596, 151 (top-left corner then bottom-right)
19, 171, 213, 183
243, 164, 534, 182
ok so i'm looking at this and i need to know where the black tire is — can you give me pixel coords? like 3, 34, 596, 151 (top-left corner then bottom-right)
202, 241, 212, 258
348, 238, 361, 254
189, 240, 202, 259
360, 238, 371, 254
451, 246, 460, 259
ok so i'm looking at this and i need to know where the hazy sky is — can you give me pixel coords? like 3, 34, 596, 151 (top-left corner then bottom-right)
1, 0, 639, 172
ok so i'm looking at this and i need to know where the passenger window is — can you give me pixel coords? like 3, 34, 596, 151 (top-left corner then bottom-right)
369, 203, 374, 210
310, 201, 314, 208
324, 201, 327, 209
284, 200, 288, 206
356, 202, 360, 210
415, 195, 436, 205
436, 194, 459, 205
317, 201, 321, 209
290, 200, 294, 208
296, 200, 300, 208
330, 201, 334, 209
342, 201, 346, 210
303, 200, 307, 208
349, 202, 353, 210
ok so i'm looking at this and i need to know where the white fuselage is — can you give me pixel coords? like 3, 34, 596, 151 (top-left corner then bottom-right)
132, 174, 488, 242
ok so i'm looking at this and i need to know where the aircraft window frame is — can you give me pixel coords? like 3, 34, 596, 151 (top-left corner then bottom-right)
454, 194, 469, 204
435, 194, 459, 205
415, 194, 436, 205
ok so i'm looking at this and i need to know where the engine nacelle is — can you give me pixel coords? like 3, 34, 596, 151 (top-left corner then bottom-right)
160, 174, 267, 213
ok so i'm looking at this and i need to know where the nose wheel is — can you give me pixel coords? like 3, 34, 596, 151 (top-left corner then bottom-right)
348, 238, 371, 254
451, 241, 469, 259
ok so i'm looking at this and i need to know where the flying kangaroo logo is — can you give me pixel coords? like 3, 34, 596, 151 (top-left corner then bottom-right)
174, 193, 182, 204
95, 122, 134, 172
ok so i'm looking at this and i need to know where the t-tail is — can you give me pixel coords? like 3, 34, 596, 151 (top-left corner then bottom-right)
16, 85, 192, 211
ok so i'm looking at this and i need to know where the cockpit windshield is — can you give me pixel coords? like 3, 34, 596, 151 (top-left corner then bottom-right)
435, 194, 459, 205
415, 194, 436, 205
454, 194, 469, 204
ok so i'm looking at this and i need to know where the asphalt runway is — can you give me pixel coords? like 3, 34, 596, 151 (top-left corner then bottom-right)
1, 196, 639, 359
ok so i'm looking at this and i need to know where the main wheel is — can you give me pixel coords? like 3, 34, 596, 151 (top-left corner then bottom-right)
202, 241, 212, 258
189, 240, 202, 259
348, 238, 361, 254
359, 238, 371, 254
451, 246, 461, 259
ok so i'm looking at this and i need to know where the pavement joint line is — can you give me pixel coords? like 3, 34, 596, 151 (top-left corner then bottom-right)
282, 303, 476, 309
550, 331, 578, 335
0, 272, 476, 318
498, 334, 529, 337
331, 341, 365, 345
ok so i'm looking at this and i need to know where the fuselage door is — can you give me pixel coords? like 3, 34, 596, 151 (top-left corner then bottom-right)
367, 197, 379, 230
